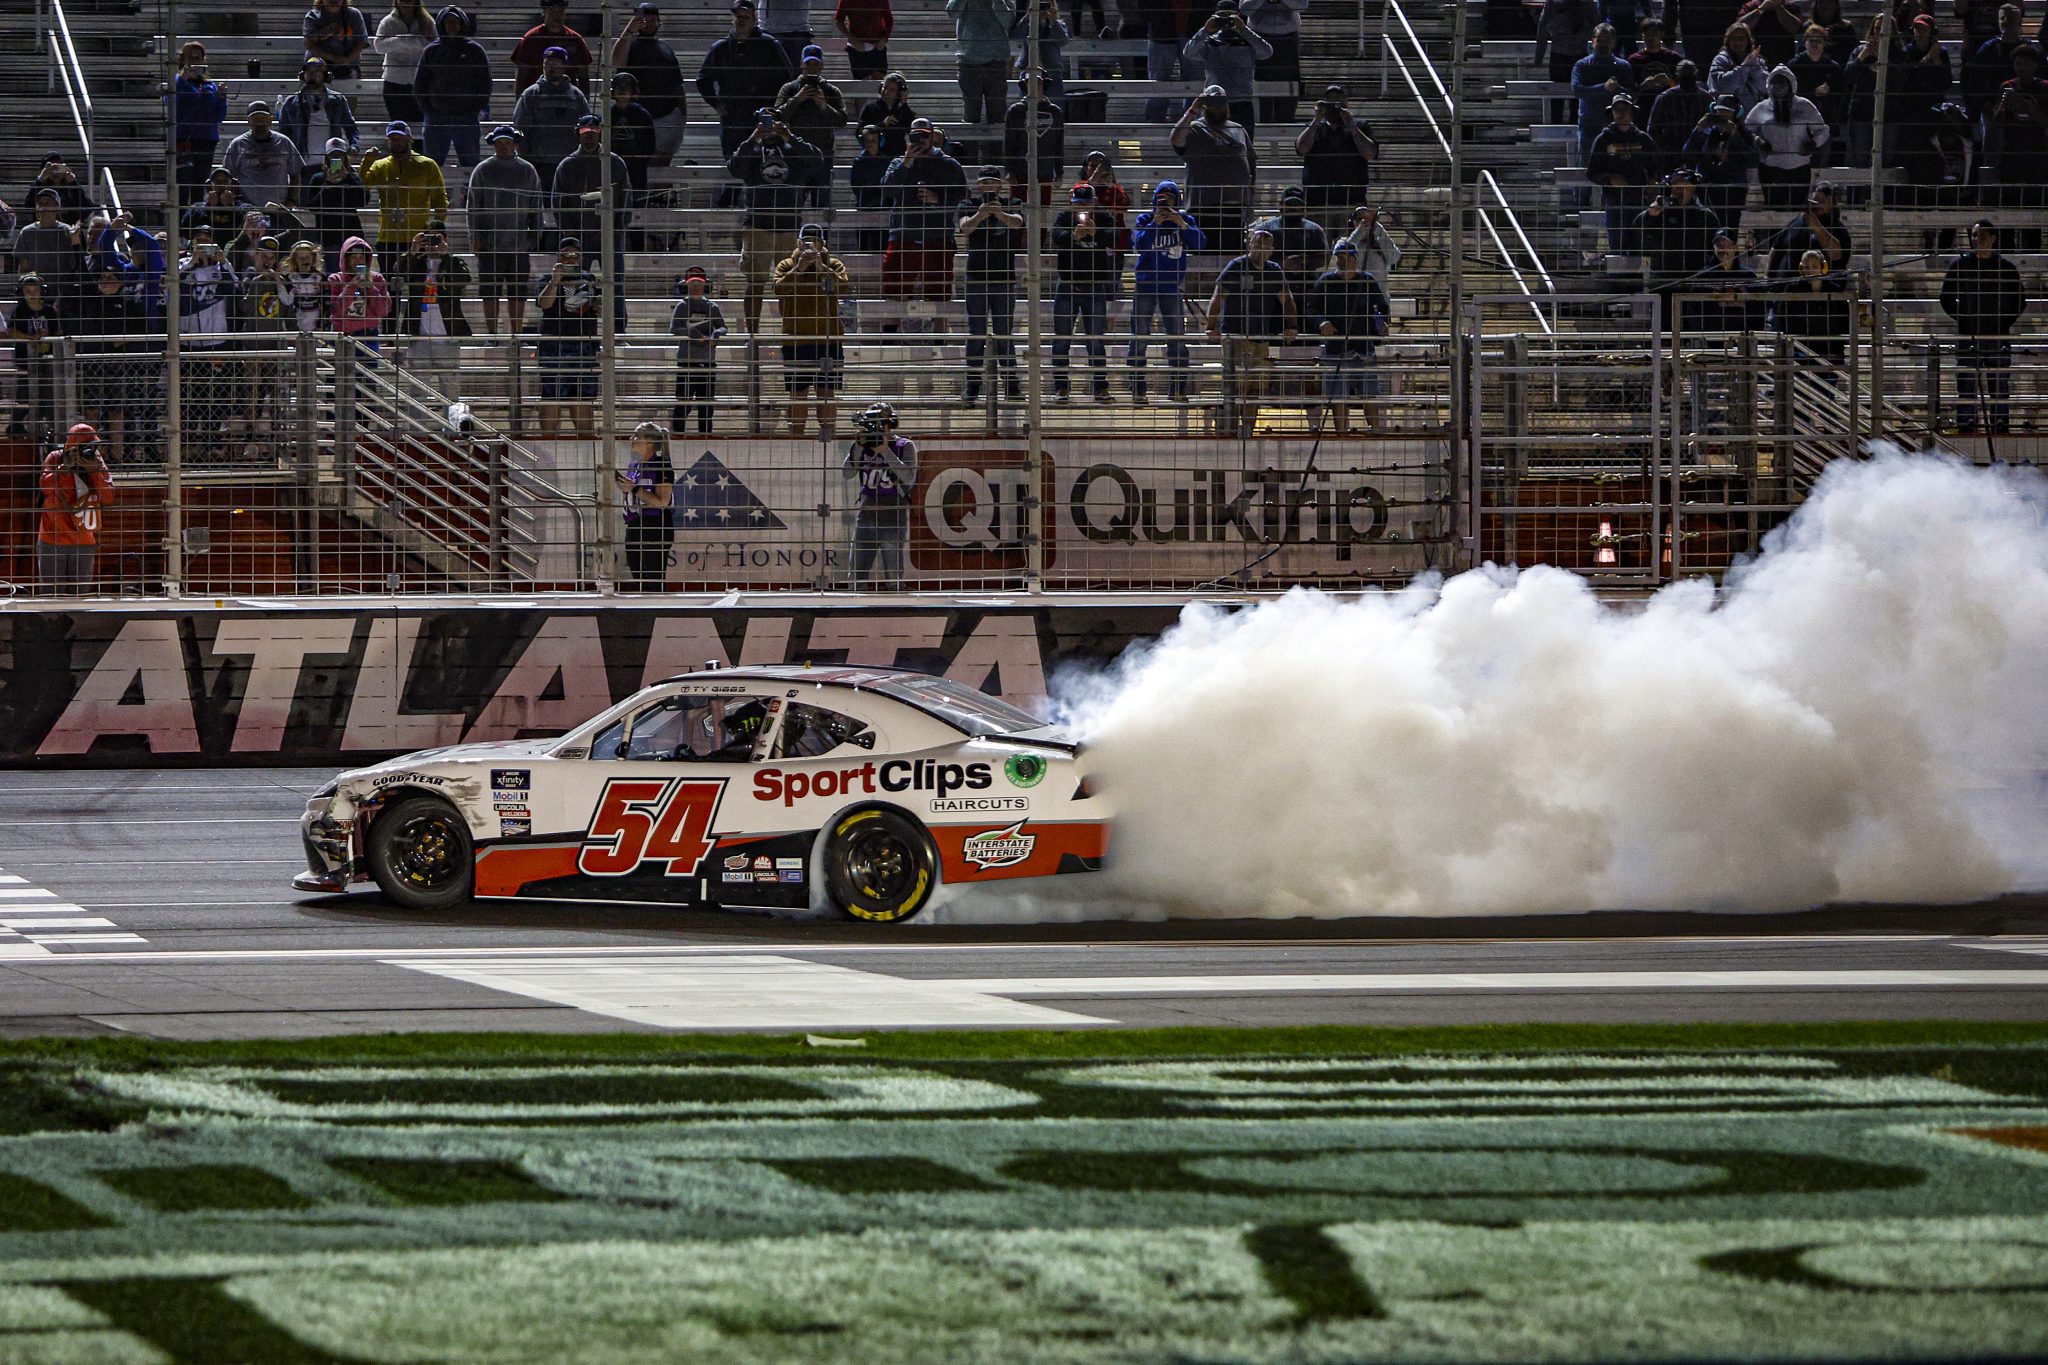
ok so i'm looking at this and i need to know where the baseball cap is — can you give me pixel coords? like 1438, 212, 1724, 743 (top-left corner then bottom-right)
798, 222, 826, 239
557, 236, 582, 250
1712, 227, 1738, 244
246, 99, 273, 116
17, 272, 43, 286
636, 2, 658, 10
801, 43, 824, 62
325, 136, 349, 153
730, 0, 755, 9
1713, 92, 1740, 109
386, 119, 412, 136
425, 218, 448, 233
976, 164, 1003, 178
543, 45, 569, 61
1331, 239, 1359, 254
577, 113, 603, 128
683, 264, 708, 281
1070, 182, 1095, 201
488, 124, 523, 141
1323, 84, 1346, 99
1610, 92, 1636, 108
1201, 84, 1226, 100
256, 235, 280, 250
1153, 178, 1180, 197
41, 151, 65, 164
1911, 13, 1935, 27
1280, 185, 1306, 202
32, 187, 59, 204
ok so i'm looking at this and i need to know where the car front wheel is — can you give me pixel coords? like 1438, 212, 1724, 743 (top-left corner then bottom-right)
823, 808, 937, 924
366, 795, 476, 910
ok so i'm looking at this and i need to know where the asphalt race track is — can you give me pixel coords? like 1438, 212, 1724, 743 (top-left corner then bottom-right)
2, 769, 2047, 1040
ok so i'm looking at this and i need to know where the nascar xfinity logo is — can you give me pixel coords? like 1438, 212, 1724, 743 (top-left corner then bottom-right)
962, 822, 1036, 869
754, 760, 994, 808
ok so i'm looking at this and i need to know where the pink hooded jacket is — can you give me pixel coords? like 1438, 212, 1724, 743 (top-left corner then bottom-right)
327, 235, 393, 335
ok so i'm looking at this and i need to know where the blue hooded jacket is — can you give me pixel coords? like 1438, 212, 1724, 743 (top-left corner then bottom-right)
171, 74, 230, 146
1132, 192, 1206, 292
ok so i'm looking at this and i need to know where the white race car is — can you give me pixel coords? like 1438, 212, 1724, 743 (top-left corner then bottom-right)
295, 665, 1111, 923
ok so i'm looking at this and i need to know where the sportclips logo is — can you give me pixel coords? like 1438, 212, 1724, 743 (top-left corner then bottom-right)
754, 760, 993, 808
579, 777, 727, 877
1068, 464, 1396, 555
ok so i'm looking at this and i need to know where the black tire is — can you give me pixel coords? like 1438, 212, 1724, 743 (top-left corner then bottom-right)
366, 795, 476, 910
822, 807, 937, 924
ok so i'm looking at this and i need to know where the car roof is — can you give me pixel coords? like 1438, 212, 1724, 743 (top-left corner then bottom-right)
658, 664, 923, 689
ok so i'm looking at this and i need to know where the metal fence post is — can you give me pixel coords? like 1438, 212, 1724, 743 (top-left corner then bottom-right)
595, 0, 618, 595
488, 438, 507, 585
335, 338, 357, 499
161, 14, 184, 598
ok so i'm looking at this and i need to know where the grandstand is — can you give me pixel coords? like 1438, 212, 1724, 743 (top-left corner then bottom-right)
0, 0, 2034, 599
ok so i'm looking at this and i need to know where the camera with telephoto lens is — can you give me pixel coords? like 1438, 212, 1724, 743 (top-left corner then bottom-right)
445, 402, 476, 437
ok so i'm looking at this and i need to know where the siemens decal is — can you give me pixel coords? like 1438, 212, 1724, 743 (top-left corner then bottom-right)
754, 760, 995, 807
1068, 463, 1393, 551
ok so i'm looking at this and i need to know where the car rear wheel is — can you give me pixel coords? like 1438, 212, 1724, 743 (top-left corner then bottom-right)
367, 795, 476, 910
823, 808, 937, 924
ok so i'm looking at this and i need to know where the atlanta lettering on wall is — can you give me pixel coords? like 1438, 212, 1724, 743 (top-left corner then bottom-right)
644, 439, 1448, 588
0, 605, 1184, 767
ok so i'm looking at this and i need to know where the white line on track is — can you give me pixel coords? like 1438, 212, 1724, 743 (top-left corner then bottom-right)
940, 969, 2048, 995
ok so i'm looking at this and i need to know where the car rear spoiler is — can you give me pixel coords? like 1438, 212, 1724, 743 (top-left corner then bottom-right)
1007, 725, 1081, 755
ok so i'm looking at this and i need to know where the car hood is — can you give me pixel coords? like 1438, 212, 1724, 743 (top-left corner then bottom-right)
339, 737, 558, 783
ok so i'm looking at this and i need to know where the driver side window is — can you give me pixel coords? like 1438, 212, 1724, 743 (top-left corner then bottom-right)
592, 694, 775, 762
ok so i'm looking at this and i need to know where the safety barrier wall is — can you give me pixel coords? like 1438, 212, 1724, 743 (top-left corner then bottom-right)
0, 601, 1194, 767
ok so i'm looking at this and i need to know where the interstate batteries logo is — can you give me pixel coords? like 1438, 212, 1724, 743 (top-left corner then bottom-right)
962, 821, 1036, 869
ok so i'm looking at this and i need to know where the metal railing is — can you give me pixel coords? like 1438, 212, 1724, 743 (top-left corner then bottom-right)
1376, 0, 1555, 331
45, 0, 95, 186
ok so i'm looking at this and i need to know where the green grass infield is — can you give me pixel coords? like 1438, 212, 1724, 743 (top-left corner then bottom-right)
3, 1019, 2048, 1363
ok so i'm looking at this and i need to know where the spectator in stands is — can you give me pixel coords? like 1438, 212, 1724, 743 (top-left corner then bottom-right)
1747, 63, 1830, 210
93, 212, 166, 330
304, 0, 372, 80
327, 234, 392, 351
610, 76, 659, 244
616, 421, 675, 590
1135, 0, 1195, 122
1791, 24, 1845, 141
229, 209, 279, 277
284, 239, 330, 333
1013, 0, 1072, 105
1588, 93, 1655, 254
759, 0, 818, 72
1249, 184, 1329, 302
14, 191, 79, 312
1297, 84, 1377, 235
1738, 0, 1806, 68
1762, 178, 1849, 277
857, 73, 921, 157
1807, 0, 1855, 62
1966, 6, 2029, 152
1207, 226, 1295, 437
303, 140, 370, 263
1004, 76, 1067, 209
234, 234, 291, 458
1305, 240, 1389, 434
1081, 150, 1131, 278
772, 226, 849, 437
614, 5, 689, 166
185, 170, 250, 245
172, 44, 231, 208
514, 0, 592, 91
1771, 246, 1849, 360
701, 0, 798, 158
73, 265, 145, 462
1839, 13, 1889, 166
670, 265, 727, 433
1940, 218, 2028, 432
1184, 3, 1272, 131
223, 105, 303, 212
552, 116, 632, 332
776, 46, 850, 205
956, 166, 1025, 402
1050, 182, 1117, 401
881, 118, 969, 331
1628, 19, 1683, 99
392, 220, 471, 393
1708, 22, 1770, 115
512, 48, 591, 193
469, 125, 544, 333
1682, 94, 1757, 233
1128, 179, 1202, 401
36, 425, 111, 592
1573, 24, 1635, 160
850, 125, 891, 248
6, 273, 60, 443
280, 60, 359, 178
179, 228, 239, 452
1173, 85, 1254, 257
1889, 13, 1954, 183
376, 0, 437, 125
1243, 0, 1308, 124
360, 121, 450, 276
1993, 45, 2048, 205
1650, 59, 1711, 169
23, 154, 91, 225
1688, 226, 1764, 330
415, 7, 493, 187
730, 112, 822, 334
836, 0, 895, 82
950, 0, 1020, 126
534, 237, 600, 435
1959, 0, 2003, 49
1337, 202, 1401, 282
1539, 0, 1598, 83
1634, 167, 1722, 287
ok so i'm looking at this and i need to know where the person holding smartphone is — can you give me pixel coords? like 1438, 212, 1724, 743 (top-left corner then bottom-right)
614, 420, 675, 591
172, 42, 232, 207
326, 234, 393, 350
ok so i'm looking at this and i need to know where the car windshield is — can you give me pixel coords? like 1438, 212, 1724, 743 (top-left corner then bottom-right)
873, 676, 1042, 737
